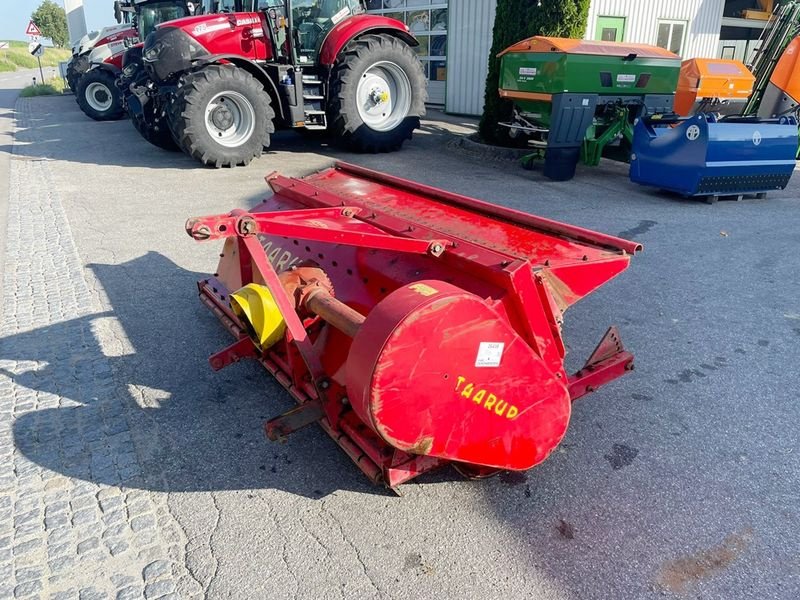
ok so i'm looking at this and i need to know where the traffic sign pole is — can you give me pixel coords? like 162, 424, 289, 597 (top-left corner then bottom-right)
26, 22, 45, 84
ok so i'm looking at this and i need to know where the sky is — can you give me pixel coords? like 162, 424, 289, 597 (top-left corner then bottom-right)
0, 1, 114, 44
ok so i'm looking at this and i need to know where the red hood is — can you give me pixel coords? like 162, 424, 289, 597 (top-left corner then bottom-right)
154, 12, 260, 34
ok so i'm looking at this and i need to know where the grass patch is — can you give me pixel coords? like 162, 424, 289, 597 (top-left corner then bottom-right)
20, 76, 67, 97
0, 43, 72, 72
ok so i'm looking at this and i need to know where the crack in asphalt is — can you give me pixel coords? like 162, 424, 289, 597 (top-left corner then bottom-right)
321, 496, 384, 599
204, 491, 223, 597
265, 493, 300, 598
297, 512, 344, 600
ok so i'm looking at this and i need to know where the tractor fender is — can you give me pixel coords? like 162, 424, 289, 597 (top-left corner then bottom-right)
192, 54, 286, 122
318, 14, 417, 66
93, 58, 123, 75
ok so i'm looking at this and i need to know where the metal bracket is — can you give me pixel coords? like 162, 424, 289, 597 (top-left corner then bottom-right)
584, 326, 624, 367
208, 337, 258, 372
186, 208, 450, 257
568, 326, 633, 402
265, 401, 326, 442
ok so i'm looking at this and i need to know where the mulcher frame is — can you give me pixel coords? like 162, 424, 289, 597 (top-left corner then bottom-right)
186, 162, 639, 488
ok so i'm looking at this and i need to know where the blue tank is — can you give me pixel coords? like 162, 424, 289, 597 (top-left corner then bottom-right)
629, 113, 798, 197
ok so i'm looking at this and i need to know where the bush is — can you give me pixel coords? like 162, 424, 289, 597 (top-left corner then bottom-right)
20, 76, 66, 97
479, 0, 591, 144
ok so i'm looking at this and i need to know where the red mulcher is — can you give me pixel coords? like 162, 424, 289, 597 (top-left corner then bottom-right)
186, 163, 641, 488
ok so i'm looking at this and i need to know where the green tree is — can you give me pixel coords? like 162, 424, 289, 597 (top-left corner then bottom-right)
31, 0, 69, 48
479, 0, 590, 144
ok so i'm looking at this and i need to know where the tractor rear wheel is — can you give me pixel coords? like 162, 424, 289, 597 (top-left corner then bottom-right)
167, 65, 274, 168
76, 69, 125, 121
328, 33, 426, 153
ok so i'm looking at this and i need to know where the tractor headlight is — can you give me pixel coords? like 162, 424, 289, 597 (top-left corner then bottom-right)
143, 41, 163, 62
122, 62, 138, 77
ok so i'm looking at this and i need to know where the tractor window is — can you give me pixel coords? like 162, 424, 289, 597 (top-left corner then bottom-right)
210, 0, 257, 11
292, 0, 361, 60
139, 1, 191, 38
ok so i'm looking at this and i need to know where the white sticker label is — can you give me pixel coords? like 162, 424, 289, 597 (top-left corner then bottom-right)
519, 67, 537, 76
617, 73, 636, 83
475, 342, 504, 368
752, 130, 762, 146
331, 7, 351, 24
582, 98, 589, 106
686, 124, 700, 141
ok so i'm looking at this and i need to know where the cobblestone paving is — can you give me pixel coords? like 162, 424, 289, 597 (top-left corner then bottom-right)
0, 100, 202, 600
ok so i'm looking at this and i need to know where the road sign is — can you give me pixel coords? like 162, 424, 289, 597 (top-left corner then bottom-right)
26, 21, 42, 37
29, 41, 44, 57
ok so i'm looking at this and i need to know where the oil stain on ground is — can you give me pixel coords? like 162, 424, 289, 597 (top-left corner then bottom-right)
404, 553, 435, 575
656, 528, 753, 592
665, 356, 728, 385
556, 519, 575, 540
604, 443, 639, 470
617, 219, 658, 239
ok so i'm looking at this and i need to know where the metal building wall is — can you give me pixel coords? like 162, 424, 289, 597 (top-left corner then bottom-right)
445, 0, 497, 116
585, 0, 725, 58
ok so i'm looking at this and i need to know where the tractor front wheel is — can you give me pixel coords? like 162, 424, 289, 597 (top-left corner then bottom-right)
76, 69, 125, 121
167, 65, 274, 168
329, 33, 426, 153
128, 96, 180, 152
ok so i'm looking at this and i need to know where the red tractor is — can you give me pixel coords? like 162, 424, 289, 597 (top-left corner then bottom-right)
129, 0, 426, 166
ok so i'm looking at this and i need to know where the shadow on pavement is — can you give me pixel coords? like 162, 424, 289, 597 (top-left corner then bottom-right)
7, 251, 381, 498
11, 95, 466, 172
11, 96, 352, 170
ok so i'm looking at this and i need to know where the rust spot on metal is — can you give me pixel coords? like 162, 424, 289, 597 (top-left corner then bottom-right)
538, 270, 578, 313
656, 528, 754, 592
408, 436, 434, 455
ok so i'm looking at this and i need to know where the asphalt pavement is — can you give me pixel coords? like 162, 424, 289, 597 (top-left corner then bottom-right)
0, 70, 799, 599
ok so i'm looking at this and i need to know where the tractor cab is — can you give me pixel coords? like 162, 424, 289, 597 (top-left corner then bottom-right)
124, 0, 195, 40
289, 1, 364, 63
136, 1, 195, 39
115, 1, 196, 41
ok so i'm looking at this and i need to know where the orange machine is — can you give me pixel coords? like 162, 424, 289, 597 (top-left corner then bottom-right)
757, 36, 800, 118
674, 58, 755, 116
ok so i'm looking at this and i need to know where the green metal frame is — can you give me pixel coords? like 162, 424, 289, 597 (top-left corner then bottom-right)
581, 106, 632, 166
520, 105, 634, 169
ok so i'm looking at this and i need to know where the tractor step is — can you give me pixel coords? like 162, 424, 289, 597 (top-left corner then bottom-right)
303, 94, 324, 101
304, 109, 327, 130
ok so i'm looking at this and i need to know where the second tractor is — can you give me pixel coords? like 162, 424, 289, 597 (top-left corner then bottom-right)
124, 0, 427, 166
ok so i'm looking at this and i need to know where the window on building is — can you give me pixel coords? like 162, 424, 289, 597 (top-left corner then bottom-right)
656, 20, 686, 55
365, 0, 449, 104
721, 45, 735, 60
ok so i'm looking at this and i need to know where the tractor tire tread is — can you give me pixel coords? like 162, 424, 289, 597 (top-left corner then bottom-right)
167, 64, 274, 168
75, 69, 125, 121
328, 33, 425, 153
